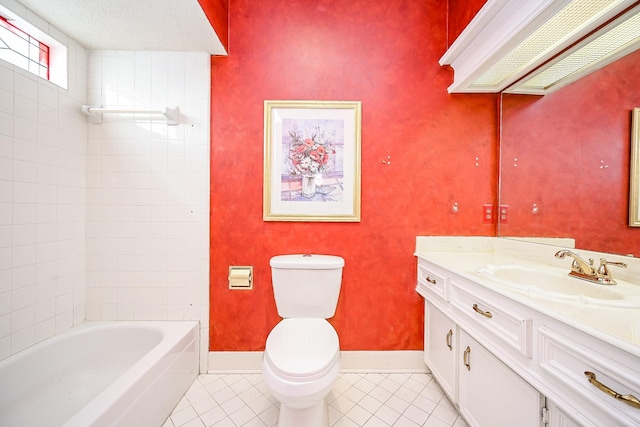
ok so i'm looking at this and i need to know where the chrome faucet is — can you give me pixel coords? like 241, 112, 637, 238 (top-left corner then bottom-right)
555, 250, 596, 275
555, 250, 627, 285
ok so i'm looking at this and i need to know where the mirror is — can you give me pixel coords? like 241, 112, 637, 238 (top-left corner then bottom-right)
498, 48, 640, 256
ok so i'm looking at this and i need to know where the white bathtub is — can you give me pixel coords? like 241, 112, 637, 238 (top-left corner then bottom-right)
0, 321, 199, 427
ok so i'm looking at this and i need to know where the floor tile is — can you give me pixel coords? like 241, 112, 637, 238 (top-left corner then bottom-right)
166, 372, 469, 427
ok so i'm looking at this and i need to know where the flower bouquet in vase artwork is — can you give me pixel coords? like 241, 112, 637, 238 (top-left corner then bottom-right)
288, 127, 335, 198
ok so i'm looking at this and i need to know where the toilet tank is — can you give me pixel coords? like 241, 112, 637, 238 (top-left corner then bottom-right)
270, 254, 344, 319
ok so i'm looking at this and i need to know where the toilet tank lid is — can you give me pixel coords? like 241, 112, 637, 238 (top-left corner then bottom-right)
270, 254, 344, 269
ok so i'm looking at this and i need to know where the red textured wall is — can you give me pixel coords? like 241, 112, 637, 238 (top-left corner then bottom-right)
447, 0, 486, 46
501, 49, 640, 256
208, 0, 497, 351
197, 0, 229, 52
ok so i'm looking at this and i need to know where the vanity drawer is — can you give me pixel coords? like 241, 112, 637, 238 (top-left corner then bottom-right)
417, 261, 450, 301
451, 285, 532, 358
539, 326, 640, 426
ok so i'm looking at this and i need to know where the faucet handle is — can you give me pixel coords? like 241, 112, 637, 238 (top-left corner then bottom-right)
597, 258, 627, 284
598, 258, 628, 271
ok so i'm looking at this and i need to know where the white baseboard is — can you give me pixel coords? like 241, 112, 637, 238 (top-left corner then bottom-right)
341, 350, 427, 373
207, 350, 427, 374
208, 351, 263, 372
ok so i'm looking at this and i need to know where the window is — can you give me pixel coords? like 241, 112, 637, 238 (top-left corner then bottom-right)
0, 16, 50, 80
0, 4, 67, 89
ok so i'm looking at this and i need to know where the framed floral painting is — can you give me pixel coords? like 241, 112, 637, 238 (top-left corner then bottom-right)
263, 100, 362, 222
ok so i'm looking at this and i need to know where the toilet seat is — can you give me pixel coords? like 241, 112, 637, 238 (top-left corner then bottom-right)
265, 318, 340, 382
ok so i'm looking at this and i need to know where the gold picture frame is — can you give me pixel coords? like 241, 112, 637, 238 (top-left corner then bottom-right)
263, 100, 361, 222
631, 108, 640, 226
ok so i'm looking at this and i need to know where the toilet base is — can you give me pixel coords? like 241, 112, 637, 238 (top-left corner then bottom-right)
277, 399, 328, 427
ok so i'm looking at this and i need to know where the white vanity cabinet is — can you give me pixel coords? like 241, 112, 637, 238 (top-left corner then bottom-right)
418, 259, 543, 427
416, 251, 640, 427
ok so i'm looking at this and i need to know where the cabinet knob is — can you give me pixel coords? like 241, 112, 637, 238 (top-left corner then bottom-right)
446, 329, 453, 350
426, 276, 437, 284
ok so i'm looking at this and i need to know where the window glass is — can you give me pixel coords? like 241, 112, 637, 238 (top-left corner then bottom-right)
0, 16, 50, 80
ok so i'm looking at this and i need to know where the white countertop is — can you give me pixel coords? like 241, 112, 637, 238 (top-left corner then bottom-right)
415, 237, 640, 358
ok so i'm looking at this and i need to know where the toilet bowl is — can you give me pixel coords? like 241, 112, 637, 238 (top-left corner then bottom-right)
262, 318, 341, 427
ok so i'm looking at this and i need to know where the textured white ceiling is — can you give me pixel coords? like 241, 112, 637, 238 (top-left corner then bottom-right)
10, 0, 226, 54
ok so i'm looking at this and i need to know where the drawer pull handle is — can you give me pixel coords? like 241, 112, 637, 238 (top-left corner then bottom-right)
472, 303, 493, 318
585, 371, 640, 409
426, 276, 437, 284
463, 346, 471, 371
446, 329, 453, 350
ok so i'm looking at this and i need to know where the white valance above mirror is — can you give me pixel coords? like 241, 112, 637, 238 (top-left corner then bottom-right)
440, 0, 640, 94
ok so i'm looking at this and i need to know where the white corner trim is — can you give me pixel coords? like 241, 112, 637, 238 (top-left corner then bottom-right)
207, 351, 428, 374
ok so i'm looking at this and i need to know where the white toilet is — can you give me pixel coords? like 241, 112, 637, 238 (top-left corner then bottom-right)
262, 254, 344, 427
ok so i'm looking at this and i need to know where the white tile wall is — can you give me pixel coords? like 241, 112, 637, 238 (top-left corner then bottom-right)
0, 34, 88, 359
85, 51, 211, 369
0, 3, 211, 369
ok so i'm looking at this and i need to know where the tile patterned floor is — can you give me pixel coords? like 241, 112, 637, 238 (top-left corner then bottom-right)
163, 372, 469, 427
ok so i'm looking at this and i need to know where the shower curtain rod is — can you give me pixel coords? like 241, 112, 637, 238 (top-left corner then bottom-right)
80, 104, 179, 125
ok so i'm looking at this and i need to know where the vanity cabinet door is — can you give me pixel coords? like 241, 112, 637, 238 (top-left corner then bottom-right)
546, 401, 583, 427
458, 330, 543, 427
424, 301, 457, 402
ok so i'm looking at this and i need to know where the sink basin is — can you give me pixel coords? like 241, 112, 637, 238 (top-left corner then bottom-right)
477, 264, 640, 308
